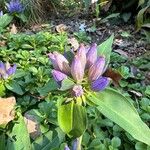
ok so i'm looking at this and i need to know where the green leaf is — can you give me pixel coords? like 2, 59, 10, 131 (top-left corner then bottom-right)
145, 86, 150, 96
97, 34, 114, 68
59, 78, 75, 91
136, 6, 149, 30
0, 14, 13, 29
5, 80, 24, 95
58, 102, 87, 138
87, 88, 150, 146
0, 84, 5, 97
32, 128, 65, 150
111, 137, 121, 148
0, 133, 6, 150
7, 113, 31, 150
38, 80, 59, 96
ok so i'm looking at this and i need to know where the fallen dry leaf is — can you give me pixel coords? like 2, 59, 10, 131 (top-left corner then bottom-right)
24, 113, 41, 139
0, 97, 16, 125
104, 68, 123, 86
68, 37, 79, 52
55, 24, 68, 33
10, 24, 17, 34
0, 41, 6, 47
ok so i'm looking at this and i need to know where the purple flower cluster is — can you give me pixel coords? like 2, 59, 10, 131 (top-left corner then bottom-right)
0, 61, 16, 79
6, 0, 24, 14
48, 43, 110, 97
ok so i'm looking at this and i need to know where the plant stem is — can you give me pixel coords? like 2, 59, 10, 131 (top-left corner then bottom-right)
76, 135, 82, 150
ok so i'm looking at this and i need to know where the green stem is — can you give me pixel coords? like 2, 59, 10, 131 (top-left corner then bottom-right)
76, 135, 82, 150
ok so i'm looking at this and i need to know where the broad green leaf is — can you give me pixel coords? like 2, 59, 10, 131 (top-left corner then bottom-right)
5, 80, 24, 95
0, 14, 13, 29
7, 113, 31, 150
97, 34, 114, 68
136, 6, 149, 30
87, 88, 150, 145
59, 78, 75, 91
58, 102, 87, 138
32, 128, 65, 150
58, 102, 73, 134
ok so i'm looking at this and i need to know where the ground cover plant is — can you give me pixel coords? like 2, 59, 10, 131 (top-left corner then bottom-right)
0, 0, 150, 150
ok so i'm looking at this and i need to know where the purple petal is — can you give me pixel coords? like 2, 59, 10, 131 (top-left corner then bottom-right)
91, 77, 110, 92
7, 0, 24, 13
0, 61, 5, 71
0, 11, 3, 17
73, 139, 78, 150
86, 43, 97, 68
52, 69, 67, 82
72, 85, 84, 97
64, 145, 70, 150
77, 44, 86, 68
71, 55, 84, 82
88, 56, 105, 81
6, 64, 17, 76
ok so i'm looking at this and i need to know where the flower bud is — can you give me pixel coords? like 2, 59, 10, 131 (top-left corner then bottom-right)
48, 53, 59, 70
71, 55, 84, 82
88, 56, 105, 81
48, 52, 70, 75
52, 70, 67, 82
86, 43, 97, 68
72, 85, 83, 97
91, 77, 110, 92
77, 44, 86, 68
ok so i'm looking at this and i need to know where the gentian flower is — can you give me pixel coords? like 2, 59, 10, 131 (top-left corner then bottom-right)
0, 61, 16, 79
88, 56, 105, 81
86, 43, 97, 68
6, 0, 24, 14
48, 52, 70, 75
71, 55, 84, 83
0, 11, 3, 17
49, 43, 110, 97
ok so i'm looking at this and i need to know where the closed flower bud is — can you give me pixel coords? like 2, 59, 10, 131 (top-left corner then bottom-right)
77, 44, 86, 68
52, 70, 67, 82
53, 52, 70, 75
72, 85, 83, 97
71, 55, 84, 82
48, 52, 70, 75
86, 43, 97, 68
48, 53, 59, 70
88, 56, 105, 81
91, 77, 110, 92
